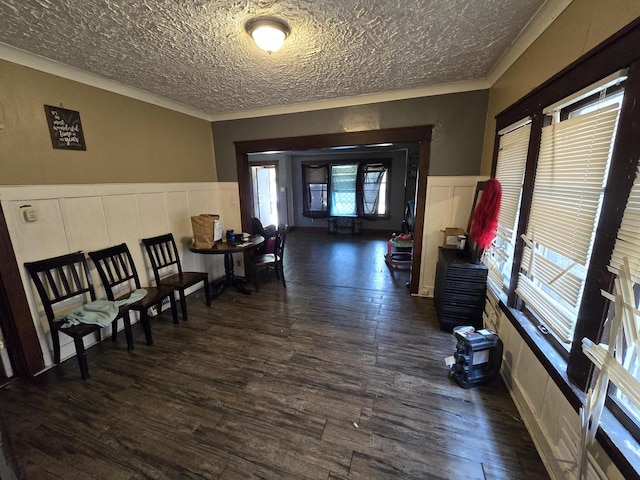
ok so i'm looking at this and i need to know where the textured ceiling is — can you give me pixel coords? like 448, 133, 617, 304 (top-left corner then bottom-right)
0, 0, 548, 119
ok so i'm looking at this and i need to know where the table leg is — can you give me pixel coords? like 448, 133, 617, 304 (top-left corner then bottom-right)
224, 253, 234, 286
224, 253, 252, 295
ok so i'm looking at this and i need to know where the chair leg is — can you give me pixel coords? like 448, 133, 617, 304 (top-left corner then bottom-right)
254, 266, 261, 292
111, 317, 119, 343
169, 295, 178, 324
141, 310, 153, 345
280, 262, 286, 288
73, 336, 90, 380
179, 290, 188, 321
52, 330, 61, 364
122, 313, 134, 351
204, 278, 212, 307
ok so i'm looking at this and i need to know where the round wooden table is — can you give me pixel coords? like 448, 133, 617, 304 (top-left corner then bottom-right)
189, 235, 264, 296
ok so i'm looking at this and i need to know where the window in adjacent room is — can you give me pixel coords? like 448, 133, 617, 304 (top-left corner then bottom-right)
302, 164, 329, 218
302, 160, 391, 219
358, 162, 390, 218
329, 164, 358, 216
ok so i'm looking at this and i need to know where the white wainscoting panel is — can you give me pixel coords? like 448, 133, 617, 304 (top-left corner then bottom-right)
418, 175, 486, 297
494, 308, 625, 480
0, 182, 238, 371
166, 190, 195, 272
11, 199, 69, 262
139, 192, 171, 239
217, 183, 245, 276
61, 196, 110, 254
513, 338, 550, 418
103, 194, 143, 246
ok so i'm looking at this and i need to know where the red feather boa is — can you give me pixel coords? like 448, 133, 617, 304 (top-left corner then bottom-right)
470, 179, 502, 249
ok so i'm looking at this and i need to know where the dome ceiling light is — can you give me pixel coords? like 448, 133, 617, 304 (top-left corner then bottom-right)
246, 17, 290, 53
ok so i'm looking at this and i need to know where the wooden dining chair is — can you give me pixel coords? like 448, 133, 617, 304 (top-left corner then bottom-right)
88, 243, 178, 347
141, 233, 211, 321
250, 223, 289, 292
251, 217, 277, 254
24, 251, 129, 380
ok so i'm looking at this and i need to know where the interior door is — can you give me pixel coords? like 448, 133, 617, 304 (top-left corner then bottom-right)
251, 164, 279, 226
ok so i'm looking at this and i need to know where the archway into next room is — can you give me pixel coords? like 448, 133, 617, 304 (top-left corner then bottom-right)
234, 125, 433, 295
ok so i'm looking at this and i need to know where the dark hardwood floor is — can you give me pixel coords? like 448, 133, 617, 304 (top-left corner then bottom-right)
0, 230, 549, 479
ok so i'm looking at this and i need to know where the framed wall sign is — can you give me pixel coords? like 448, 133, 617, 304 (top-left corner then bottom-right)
44, 105, 86, 150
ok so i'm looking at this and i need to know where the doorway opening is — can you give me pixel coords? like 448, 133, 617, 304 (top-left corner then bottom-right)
234, 126, 432, 294
250, 164, 279, 227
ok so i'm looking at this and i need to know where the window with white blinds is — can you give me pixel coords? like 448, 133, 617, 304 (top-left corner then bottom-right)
516, 101, 622, 345
485, 120, 531, 289
604, 168, 640, 428
580, 243, 640, 474
609, 168, 640, 283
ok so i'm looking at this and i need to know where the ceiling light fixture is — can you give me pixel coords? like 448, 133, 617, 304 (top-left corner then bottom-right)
246, 17, 290, 53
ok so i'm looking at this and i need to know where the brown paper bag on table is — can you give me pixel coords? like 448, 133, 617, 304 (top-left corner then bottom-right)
191, 214, 220, 248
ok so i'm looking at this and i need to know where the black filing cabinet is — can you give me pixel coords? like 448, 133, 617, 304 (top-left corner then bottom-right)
434, 247, 488, 331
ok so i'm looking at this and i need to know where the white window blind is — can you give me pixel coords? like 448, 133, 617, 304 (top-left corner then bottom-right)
516, 102, 621, 344
579, 258, 640, 479
485, 121, 531, 289
609, 168, 640, 283
579, 166, 640, 477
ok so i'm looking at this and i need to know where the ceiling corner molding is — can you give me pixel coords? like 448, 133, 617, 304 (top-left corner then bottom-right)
209, 79, 491, 122
485, 0, 574, 86
0, 43, 213, 121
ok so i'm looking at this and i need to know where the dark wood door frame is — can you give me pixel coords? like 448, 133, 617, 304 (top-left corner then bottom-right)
0, 204, 44, 377
234, 125, 433, 294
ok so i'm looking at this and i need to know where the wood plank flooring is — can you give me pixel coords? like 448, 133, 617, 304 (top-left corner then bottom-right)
0, 230, 549, 479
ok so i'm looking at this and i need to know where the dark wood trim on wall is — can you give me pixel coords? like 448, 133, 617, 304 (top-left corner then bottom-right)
234, 126, 433, 295
506, 111, 543, 308
489, 132, 500, 179
0, 204, 44, 377
235, 126, 432, 154
409, 138, 431, 294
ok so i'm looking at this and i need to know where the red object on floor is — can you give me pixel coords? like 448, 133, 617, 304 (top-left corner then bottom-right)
470, 179, 502, 249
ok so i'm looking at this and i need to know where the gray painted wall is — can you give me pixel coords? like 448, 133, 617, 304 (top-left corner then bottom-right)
212, 90, 490, 182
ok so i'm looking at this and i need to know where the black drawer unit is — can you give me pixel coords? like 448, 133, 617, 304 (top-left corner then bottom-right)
434, 247, 488, 331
